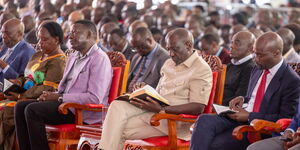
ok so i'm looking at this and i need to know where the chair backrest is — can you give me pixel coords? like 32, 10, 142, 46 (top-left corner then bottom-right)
203, 72, 218, 113
106, 51, 127, 95
120, 60, 130, 95
215, 65, 227, 104
108, 67, 122, 104
288, 62, 300, 76
199, 53, 226, 105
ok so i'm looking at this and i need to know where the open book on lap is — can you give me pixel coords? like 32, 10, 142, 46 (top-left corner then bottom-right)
119, 85, 169, 106
213, 103, 248, 117
3, 79, 26, 95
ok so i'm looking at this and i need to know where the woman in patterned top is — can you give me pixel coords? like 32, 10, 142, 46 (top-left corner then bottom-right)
0, 21, 66, 150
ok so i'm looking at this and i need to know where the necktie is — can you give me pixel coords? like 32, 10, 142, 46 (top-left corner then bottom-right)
128, 56, 147, 92
253, 69, 270, 112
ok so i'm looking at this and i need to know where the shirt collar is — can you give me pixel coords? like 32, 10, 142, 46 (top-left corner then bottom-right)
182, 51, 198, 68
77, 44, 96, 60
268, 59, 283, 76
215, 46, 223, 57
283, 47, 294, 59
145, 43, 158, 59
121, 42, 129, 53
10, 41, 21, 50
231, 54, 253, 65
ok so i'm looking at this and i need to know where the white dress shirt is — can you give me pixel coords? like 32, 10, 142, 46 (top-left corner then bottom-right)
245, 59, 284, 112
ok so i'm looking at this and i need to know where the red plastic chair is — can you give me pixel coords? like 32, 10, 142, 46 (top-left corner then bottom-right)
123, 72, 218, 150
46, 67, 122, 150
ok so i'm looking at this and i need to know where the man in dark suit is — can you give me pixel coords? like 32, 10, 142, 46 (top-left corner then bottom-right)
107, 28, 136, 60
190, 32, 300, 150
0, 18, 35, 88
222, 31, 256, 106
127, 27, 169, 91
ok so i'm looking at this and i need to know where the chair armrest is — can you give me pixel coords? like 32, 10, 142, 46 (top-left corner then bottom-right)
179, 114, 198, 119
150, 113, 197, 126
232, 125, 257, 140
250, 119, 282, 132
58, 103, 103, 115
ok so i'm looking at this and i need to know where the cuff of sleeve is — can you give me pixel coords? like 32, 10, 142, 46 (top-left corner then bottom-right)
2, 65, 9, 73
285, 128, 295, 134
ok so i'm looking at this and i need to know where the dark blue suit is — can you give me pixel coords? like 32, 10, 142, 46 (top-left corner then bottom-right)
190, 61, 300, 150
288, 100, 300, 132
0, 40, 35, 85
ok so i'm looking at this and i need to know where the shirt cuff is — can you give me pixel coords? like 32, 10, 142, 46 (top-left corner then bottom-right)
2, 65, 9, 73
285, 128, 295, 134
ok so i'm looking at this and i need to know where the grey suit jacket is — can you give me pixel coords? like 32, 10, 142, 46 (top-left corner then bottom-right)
127, 45, 169, 90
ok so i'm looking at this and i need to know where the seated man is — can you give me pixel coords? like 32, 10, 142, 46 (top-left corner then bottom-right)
247, 99, 300, 150
199, 33, 231, 64
127, 27, 169, 92
222, 31, 256, 106
107, 28, 136, 60
98, 28, 213, 150
14, 20, 112, 150
190, 32, 300, 150
0, 18, 35, 87
277, 28, 300, 63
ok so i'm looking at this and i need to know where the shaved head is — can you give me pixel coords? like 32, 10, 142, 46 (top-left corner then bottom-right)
254, 32, 283, 69
68, 11, 84, 24
166, 28, 194, 65
230, 31, 256, 60
277, 28, 295, 55
1, 18, 24, 47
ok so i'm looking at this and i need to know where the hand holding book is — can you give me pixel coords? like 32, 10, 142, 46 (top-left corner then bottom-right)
130, 96, 163, 113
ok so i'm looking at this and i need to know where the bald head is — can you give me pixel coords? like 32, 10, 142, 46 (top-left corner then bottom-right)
249, 28, 264, 38
230, 31, 255, 60
277, 28, 295, 55
1, 18, 24, 48
166, 28, 194, 65
254, 32, 283, 69
128, 20, 148, 34
68, 11, 84, 24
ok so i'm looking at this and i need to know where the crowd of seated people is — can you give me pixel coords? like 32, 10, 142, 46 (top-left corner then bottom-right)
0, 0, 299, 150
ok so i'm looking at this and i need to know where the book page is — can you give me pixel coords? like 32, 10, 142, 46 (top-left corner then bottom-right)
213, 104, 230, 114
3, 79, 13, 92
131, 85, 169, 105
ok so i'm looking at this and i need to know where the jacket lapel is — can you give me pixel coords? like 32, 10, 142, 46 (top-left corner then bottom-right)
246, 68, 262, 101
129, 55, 142, 76
6, 40, 25, 63
259, 62, 286, 112
141, 46, 161, 81
66, 57, 90, 89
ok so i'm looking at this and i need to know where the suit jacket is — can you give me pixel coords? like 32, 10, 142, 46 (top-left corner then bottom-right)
246, 61, 300, 122
219, 47, 231, 64
127, 45, 169, 89
222, 59, 255, 106
58, 44, 113, 124
0, 40, 35, 84
123, 44, 136, 61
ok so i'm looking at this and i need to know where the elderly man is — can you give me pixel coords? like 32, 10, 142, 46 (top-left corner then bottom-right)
99, 28, 212, 150
0, 18, 35, 87
127, 27, 169, 91
14, 20, 112, 150
190, 32, 300, 150
108, 28, 136, 60
222, 31, 256, 106
277, 28, 300, 63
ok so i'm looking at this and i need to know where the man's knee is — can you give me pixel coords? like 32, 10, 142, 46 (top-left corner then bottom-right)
195, 114, 218, 129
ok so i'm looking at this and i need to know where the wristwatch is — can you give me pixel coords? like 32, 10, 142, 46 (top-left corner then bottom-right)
58, 96, 63, 103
